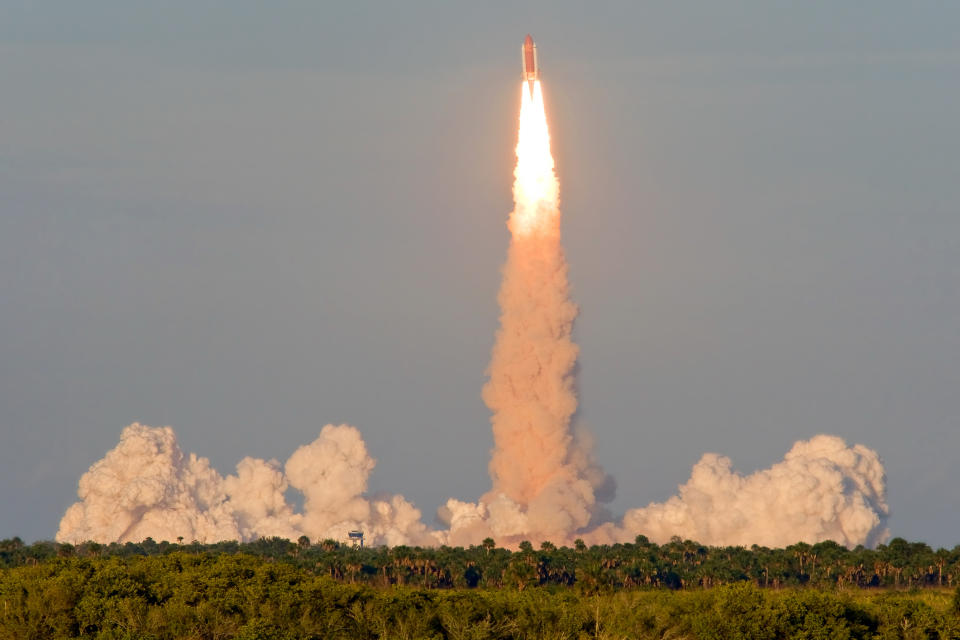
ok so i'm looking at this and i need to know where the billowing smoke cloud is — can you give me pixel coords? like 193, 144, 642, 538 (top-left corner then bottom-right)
59, 423, 889, 549
57, 424, 242, 544
57, 423, 437, 546
590, 434, 889, 548
57, 81, 890, 550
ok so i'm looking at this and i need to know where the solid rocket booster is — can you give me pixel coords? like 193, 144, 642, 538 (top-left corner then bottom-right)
521, 34, 539, 92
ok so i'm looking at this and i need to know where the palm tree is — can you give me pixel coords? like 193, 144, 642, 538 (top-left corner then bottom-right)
787, 542, 811, 579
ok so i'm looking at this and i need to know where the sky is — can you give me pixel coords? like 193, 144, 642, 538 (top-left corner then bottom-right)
1, 1, 958, 547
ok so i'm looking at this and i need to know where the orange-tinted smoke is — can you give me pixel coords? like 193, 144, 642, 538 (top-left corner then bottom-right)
479, 82, 608, 539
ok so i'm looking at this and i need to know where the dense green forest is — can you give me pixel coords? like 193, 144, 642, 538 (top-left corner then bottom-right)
3, 537, 960, 639
4, 536, 960, 590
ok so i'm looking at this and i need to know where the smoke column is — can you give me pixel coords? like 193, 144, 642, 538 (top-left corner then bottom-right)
440, 81, 613, 546
483, 80, 578, 504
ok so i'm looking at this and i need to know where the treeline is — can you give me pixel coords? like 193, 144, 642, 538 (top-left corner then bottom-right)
3, 535, 960, 591
1, 553, 959, 639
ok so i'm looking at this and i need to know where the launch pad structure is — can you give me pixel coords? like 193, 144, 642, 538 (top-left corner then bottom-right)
348, 530, 364, 549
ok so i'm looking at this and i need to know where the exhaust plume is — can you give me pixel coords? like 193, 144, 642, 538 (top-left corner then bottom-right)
57, 75, 889, 551
440, 81, 613, 546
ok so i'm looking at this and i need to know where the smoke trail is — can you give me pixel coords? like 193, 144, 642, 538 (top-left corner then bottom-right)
57, 423, 437, 546
56, 76, 890, 551
440, 82, 613, 546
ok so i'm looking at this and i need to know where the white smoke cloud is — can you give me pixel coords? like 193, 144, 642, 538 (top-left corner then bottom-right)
222, 457, 299, 541
59, 424, 888, 549
607, 434, 889, 548
57, 424, 240, 544
57, 422, 437, 546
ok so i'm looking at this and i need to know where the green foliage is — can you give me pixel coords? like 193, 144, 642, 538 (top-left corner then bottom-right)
1, 550, 959, 640
689, 583, 774, 640
4, 536, 960, 593
3, 536, 960, 640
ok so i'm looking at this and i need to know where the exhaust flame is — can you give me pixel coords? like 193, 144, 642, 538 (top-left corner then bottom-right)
56, 75, 890, 551
511, 82, 559, 234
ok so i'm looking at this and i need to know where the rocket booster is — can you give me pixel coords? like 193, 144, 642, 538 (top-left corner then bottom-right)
521, 34, 539, 93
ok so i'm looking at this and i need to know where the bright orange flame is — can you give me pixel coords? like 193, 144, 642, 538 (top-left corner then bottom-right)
510, 81, 559, 236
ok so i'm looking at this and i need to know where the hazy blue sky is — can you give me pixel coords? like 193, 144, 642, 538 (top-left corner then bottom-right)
2, 1, 958, 546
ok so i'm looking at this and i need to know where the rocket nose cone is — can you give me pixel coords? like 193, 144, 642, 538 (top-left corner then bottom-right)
524, 34, 533, 46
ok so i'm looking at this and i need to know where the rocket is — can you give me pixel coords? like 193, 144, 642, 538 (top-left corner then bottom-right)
521, 34, 539, 93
